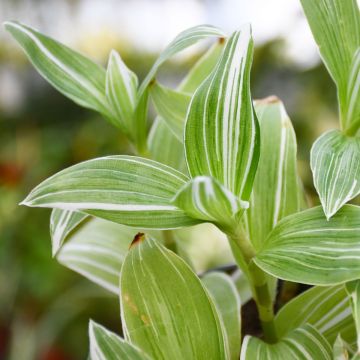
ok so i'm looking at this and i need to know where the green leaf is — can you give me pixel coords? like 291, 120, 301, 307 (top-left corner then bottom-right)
89, 320, 149, 360
333, 335, 352, 360
232, 269, 252, 305
21, 156, 198, 229
105, 50, 138, 136
4, 21, 112, 120
120, 235, 227, 360
243, 97, 301, 250
311, 130, 360, 219
346, 280, 360, 350
139, 25, 225, 96
147, 117, 187, 173
57, 217, 136, 293
50, 209, 88, 257
275, 285, 355, 345
202, 272, 241, 360
299, 0, 360, 129
255, 205, 360, 285
150, 82, 191, 141
173, 176, 248, 231
185, 26, 260, 201
178, 40, 225, 93
241, 324, 332, 360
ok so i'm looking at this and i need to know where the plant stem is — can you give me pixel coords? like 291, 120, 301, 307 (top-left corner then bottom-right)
228, 230, 278, 343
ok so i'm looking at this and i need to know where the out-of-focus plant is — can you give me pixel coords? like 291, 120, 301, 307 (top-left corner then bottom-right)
4, 0, 360, 357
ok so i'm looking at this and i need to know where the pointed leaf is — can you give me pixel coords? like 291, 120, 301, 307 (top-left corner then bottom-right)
185, 27, 260, 201
275, 285, 355, 345
346, 280, 360, 350
202, 272, 241, 360
255, 205, 360, 285
150, 82, 191, 141
333, 335, 352, 360
243, 97, 301, 250
311, 130, 360, 219
105, 50, 138, 136
120, 235, 227, 360
50, 209, 88, 256
21, 156, 198, 229
241, 324, 332, 360
299, 0, 360, 129
139, 25, 225, 96
173, 176, 248, 230
89, 320, 149, 360
4, 21, 112, 120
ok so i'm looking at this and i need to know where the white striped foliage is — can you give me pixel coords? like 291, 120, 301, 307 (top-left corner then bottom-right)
4, 21, 113, 122
185, 26, 260, 202
150, 82, 191, 141
255, 205, 360, 285
310, 130, 360, 219
21, 156, 198, 229
346, 280, 360, 351
120, 235, 227, 360
243, 97, 301, 250
240, 324, 332, 360
275, 285, 355, 345
138, 25, 225, 96
173, 176, 248, 231
202, 272, 241, 360
89, 320, 149, 360
299, 0, 360, 133
105, 50, 139, 139
50, 209, 88, 256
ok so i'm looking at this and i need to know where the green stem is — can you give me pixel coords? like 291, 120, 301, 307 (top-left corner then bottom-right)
228, 229, 278, 343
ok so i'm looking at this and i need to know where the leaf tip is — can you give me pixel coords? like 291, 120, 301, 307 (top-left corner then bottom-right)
129, 232, 146, 249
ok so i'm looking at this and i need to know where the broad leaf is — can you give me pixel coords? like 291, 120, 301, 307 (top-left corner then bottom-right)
147, 117, 187, 173
21, 156, 198, 229
120, 235, 227, 360
346, 280, 360, 351
185, 26, 260, 201
202, 272, 241, 360
243, 97, 301, 250
241, 324, 332, 360
275, 285, 355, 345
89, 320, 149, 360
50, 209, 88, 256
255, 205, 360, 285
299, 0, 360, 130
311, 130, 360, 219
139, 25, 225, 96
4, 21, 112, 120
173, 176, 248, 231
150, 82, 191, 141
105, 50, 138, 137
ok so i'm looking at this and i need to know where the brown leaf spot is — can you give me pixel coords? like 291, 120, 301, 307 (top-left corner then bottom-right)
141, 314, 150, 325
254, 95, 280, 105
130, 232, 145, 249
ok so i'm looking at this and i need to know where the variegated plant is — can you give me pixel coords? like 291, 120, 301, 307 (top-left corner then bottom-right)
5, 0, 360, 358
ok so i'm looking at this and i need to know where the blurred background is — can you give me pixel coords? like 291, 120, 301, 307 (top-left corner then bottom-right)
0, 0, 345, 358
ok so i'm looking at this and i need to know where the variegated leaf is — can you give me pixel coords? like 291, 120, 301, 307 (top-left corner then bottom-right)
139, 25, 225, 96
185, 26, 260, 201
120, 235, 227, 360
50, 209, 88, 257
346, 280, 360, 351
241, 324, 332, 360
202, 272, 241, 360
311, 130, 360, 219
4, 21, 113, 121
173, 176, 248, 231
275, 285, 355, 345
255, 205, 360, 285
89, 320, 149, 360
21, 156, 198, 229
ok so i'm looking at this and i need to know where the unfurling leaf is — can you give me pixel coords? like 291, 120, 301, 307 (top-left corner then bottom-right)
241, 324, 332, 359
21, 156, 198, 229
255, 205, 360, 285
311, 130, 360, 219
120, 236, 227, 360
173, 176, 248, 230
185, 26, 260, 202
